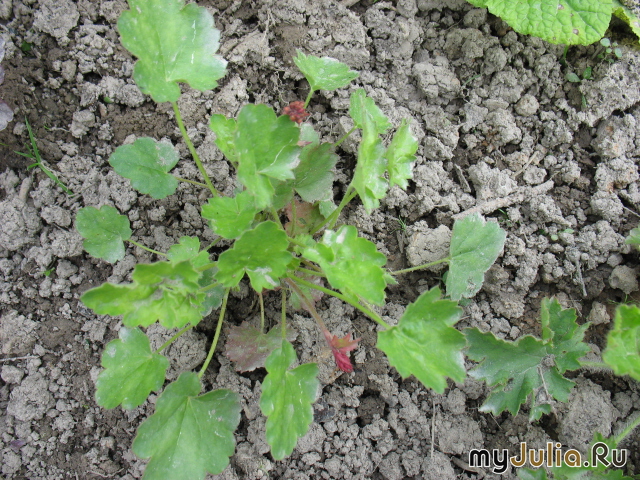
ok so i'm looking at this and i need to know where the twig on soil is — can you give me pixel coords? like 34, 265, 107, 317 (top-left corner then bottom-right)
452, 180, 555, 220
573, 257, 588, 298
0, 355, 38, 362
451, 456, 484, 474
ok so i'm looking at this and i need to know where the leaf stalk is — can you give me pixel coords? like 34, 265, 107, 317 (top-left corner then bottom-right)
198, 288, 230, 379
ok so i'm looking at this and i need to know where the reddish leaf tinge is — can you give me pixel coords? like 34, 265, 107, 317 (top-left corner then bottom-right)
282, 101, 310, 124
322, 330, 360, 372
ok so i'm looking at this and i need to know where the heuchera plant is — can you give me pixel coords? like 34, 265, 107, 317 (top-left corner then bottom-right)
75, 1, 639, 479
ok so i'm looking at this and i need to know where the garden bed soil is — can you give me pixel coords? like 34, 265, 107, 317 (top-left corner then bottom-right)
1, 0, 640, 479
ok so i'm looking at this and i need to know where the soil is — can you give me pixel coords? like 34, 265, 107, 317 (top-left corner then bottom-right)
1, 0, 640, 479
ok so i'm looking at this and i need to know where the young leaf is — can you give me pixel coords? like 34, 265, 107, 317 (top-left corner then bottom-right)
603, 304, 640, 381
235, 104, 301, 208
81, 261, 205, 329
201, 190, 257, 239
351, 109, 388, 213
625, 226, 640, 250
349, 89, 391, 135
293, 142, 338, 203
76, 205, 132, 263
95, 327, 168, 410
133, 372, 241, 480
166, 236, 209, 268
465, 298, 590, 420
209, 114, 238, 164
302, 225, 387, 305
293, 50, 358, 92
225, 322, 295, 372
446, 214, 506, 301
385, 119, 418, 190
466, 0, 612, 45
109, 138, 179, 199
216, 221, 293, 291
322, 331, 360, 373
377, 287, 466, 393
118, 0, 227, 102
260, 340, 319, 460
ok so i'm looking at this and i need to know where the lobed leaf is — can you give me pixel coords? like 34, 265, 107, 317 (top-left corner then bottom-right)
293, 50, 358, 92
466, 0, 612, 45
209, 114, 238, 164
603, 304, 640, 381
235, 104, 301, 208
293, 142, 338, 204
201, 190, 258, 239
260, 340, 319, 460
377, 287, 466, 393
81, 260, 205, 329
351, 109, 388, 213
216, 221, 293, 291
385, 119, 418, 190
109, 138, 179, 199
225, 322, 295, 372
118, 0, 227, 102
349, 89, 391, 135
95, 327, 168, 410
302, 225, 387, 305
465, 298, 589, 420
76, 205, 132, 263
133, 372, 241, 480
166, 236, 209, 268
446, 214, 506, 301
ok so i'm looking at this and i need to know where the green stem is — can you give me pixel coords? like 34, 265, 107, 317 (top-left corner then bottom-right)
288, 274, 390, 329
198, 288, 230, 379
310, 187, 356, 235
334, 126, 356, 149
284, 278, 328, 331
296, 267, 326, 278
578, 361, 615, 374
155, 324, 194, 354
128, 239, 167, 257
172, 101, 219, 197
197, 262, 218, 272
391, 257, 451, 275
258, 290, 265, 333
304, 88, 315, 109
290, 199, 297, 237
270, 206, 284, 229
172, 175, 209, 188
281, 288, 287, 339
613, 411, 640, 445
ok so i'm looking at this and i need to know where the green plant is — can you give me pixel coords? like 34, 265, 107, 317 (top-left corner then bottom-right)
1, 118, 73, 195
75, 1, 509, 478
466, 0, 640, 45
73, 2, 640, 478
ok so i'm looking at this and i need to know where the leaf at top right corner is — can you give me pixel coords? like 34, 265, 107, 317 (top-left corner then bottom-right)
377, 287, 466, 393
76, 205, 132, 263
603, 304, 640, 381
613, 0, 640, 41
446, 213, 506, 301
293, 50, 359, 92
479, 0, 612, 45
